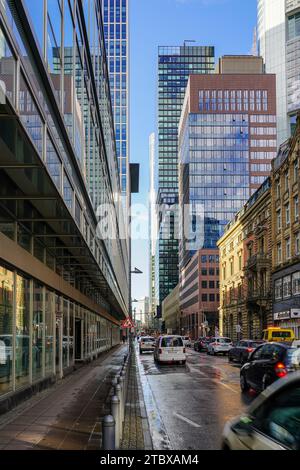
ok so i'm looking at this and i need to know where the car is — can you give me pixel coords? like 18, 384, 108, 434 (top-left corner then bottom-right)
222, 371, 300, 450
207, 337, 233, 356
181, 336, 191, 348
262, 327, 295, 343
292, 339, 300, 349
154, 335, 186, 365
228, 339, 265, 365
240, 342, 300, 394
194, 337, 211, 352
139, 336, 156, 354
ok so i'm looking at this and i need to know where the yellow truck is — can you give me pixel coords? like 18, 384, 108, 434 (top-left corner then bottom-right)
262, 327, 295, 342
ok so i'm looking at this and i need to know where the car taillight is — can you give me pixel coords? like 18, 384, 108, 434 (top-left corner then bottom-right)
183, 348, 186, 353
247, 348, 254, 353
159, 348, 162, 354
275, 362, 287, 378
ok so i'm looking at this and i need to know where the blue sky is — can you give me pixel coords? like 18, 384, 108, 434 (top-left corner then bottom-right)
130, 0, 257, 301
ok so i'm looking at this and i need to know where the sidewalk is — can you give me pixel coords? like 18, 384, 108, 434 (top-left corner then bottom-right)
121, 343, 153, 450
0, 345, 127, 450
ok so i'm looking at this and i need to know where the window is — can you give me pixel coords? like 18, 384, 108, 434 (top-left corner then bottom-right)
202, 294, 208, 302
283, 275, 292, 298
239, 253, 242, 270
277, 243, 282, 263
251, 383, 300, 450
202, 281, 207, 289
294, 159, 299, 183
230, 259, 234, 276
286, 203, 290, 226
295, 196, 299, 221
276, 180, 281, 199
274, 279, 282, 300
296, 232, 300, 255
286, 237, 291, 260
277, 209, 282, 230
292, 272, 300, 296
285, 171, 289, 192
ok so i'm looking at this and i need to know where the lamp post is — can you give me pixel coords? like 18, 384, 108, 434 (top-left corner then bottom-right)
130, 268, 143, 339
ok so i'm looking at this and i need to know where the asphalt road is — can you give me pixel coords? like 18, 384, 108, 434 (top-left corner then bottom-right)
137, 346, 257, 450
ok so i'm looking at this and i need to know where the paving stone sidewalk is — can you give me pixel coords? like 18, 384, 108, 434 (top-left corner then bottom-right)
120, 345, 153, 450
0, 345, 127, 450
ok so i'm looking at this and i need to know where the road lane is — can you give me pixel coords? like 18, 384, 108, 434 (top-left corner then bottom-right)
137, 346, 256, 450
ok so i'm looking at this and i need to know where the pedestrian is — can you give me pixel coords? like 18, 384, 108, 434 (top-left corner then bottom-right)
122, 335, 126, 344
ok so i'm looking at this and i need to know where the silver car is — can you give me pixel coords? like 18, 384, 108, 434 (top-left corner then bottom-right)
222, 371, 300, 450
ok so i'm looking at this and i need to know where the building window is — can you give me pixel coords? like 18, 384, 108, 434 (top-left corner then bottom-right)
285, 171, 289, 192
276, 179, 281, 199
209, 294, 215, 302
202, 294, 208, 302
202, 281, 207, 289
230, 258, 234, 276
296, 232, 300, 255
285, 203, 290, 226
292, 272, 300, 295
209, 281, 215, 289
294, 195, 299, 221
274, 279, 282, 300
286, 237, 291, 260
238, 253, 242, 270
223, 264, 226, 279
283, 275, 291, 298
277, 209, 282, 230
294, 159, 299, 183
277, 243, 282, 263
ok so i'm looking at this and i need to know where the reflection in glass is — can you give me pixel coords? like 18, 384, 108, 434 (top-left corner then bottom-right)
0, 25, 15, 105
0, 265, 13, 396
19, 73, 43, 156
46, 134, 61, 190
15, 275, 30, 388
33, 282, 43, 380
63, 299, 68, 368
45, 289, 54, 373
69, 302, 74, 364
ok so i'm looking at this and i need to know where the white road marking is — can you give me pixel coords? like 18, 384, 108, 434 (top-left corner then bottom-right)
173, 412, 202, 428
215, 381, 238, 394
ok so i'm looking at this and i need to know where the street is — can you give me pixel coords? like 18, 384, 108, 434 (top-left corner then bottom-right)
137, 346, 256, 450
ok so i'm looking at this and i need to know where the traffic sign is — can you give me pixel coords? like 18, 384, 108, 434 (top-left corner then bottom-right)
121, 317, 136, 329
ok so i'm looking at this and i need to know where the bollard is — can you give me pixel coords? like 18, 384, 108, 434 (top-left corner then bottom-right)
118, 375, 125, 423
102, 415, 115, 450
111, 395, 120, 449
115, 383, 123, 439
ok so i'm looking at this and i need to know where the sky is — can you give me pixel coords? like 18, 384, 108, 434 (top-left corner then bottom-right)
130, 0, 257, 302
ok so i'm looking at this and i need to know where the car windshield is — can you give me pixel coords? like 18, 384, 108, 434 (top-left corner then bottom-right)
272, 331, 292, 338
219, 338, 231, 343
252, 341, 264, 348
161, 337, 183, 347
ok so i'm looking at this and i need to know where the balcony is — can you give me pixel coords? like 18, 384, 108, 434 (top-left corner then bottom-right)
246, 253, 271, 271
247, 288, 271, 307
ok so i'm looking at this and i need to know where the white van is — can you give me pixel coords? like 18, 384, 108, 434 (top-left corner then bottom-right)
154, 335, 186, 365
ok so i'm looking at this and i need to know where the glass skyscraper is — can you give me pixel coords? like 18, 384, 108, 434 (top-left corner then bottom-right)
156, 44, 215, 306
103, 0, 129, 199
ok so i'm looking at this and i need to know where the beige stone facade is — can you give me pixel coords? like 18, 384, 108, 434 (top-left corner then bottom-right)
218, 179, 272, 341
162, 284, 180, 335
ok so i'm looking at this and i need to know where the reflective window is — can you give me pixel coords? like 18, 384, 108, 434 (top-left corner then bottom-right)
0, 25, 15, 105
46, 134, 61, 190
63, 299, 68, 368
45, 289, 54, 373
15, 274, 30, 388
33, 282, 43, 380
19, 73, 43, 157
47, 0, 63, 105
23, 0, 44, 53
0, 265, 14, 396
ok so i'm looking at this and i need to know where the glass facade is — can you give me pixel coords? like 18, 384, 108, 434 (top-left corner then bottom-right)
103, 0, 129, 197
156, 45, 215, 304
0, 1, 127, 402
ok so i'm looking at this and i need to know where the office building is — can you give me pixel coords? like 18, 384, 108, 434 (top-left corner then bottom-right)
0, 0, 128, 407
257, 0, 300, 144
149, 133, 157, 323
156, 44, 215, 307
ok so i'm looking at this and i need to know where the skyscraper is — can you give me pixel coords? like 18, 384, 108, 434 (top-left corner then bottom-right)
156, 44, 215, 307
149, 133, 157, 322
103, 0, 129, 201
257, 0, 300, 144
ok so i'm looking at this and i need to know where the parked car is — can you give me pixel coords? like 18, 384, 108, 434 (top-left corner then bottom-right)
139, 336, 156, 354
181, 336, 191, 348
228, 340, 265, 365
194, 337, 211, 352
240, 342, 300, 394
207, 337, 233, 356
222, 371, 300, 450
262, 327, 295, 343
154, 335, 186, 365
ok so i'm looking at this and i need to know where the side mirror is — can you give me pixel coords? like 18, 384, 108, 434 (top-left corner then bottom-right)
232, 420, 253, 438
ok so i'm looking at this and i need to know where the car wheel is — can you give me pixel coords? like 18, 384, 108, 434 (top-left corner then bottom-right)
228, 354, 233, 362
239, 354, 244, 365
212, 349, 215, 356
240, 373, 250, 392
139, 349, 142, 355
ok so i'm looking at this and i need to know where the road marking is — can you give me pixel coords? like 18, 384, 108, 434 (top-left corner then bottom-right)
173, 412, 202, 428
214, 380, 238, 394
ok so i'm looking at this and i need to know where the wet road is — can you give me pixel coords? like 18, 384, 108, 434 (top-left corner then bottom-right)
137, 346, 256, 450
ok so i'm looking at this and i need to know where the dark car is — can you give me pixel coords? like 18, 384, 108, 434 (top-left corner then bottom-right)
228, 339, 265, 365
194, 337, 211, 352
240, 342, 300, 394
